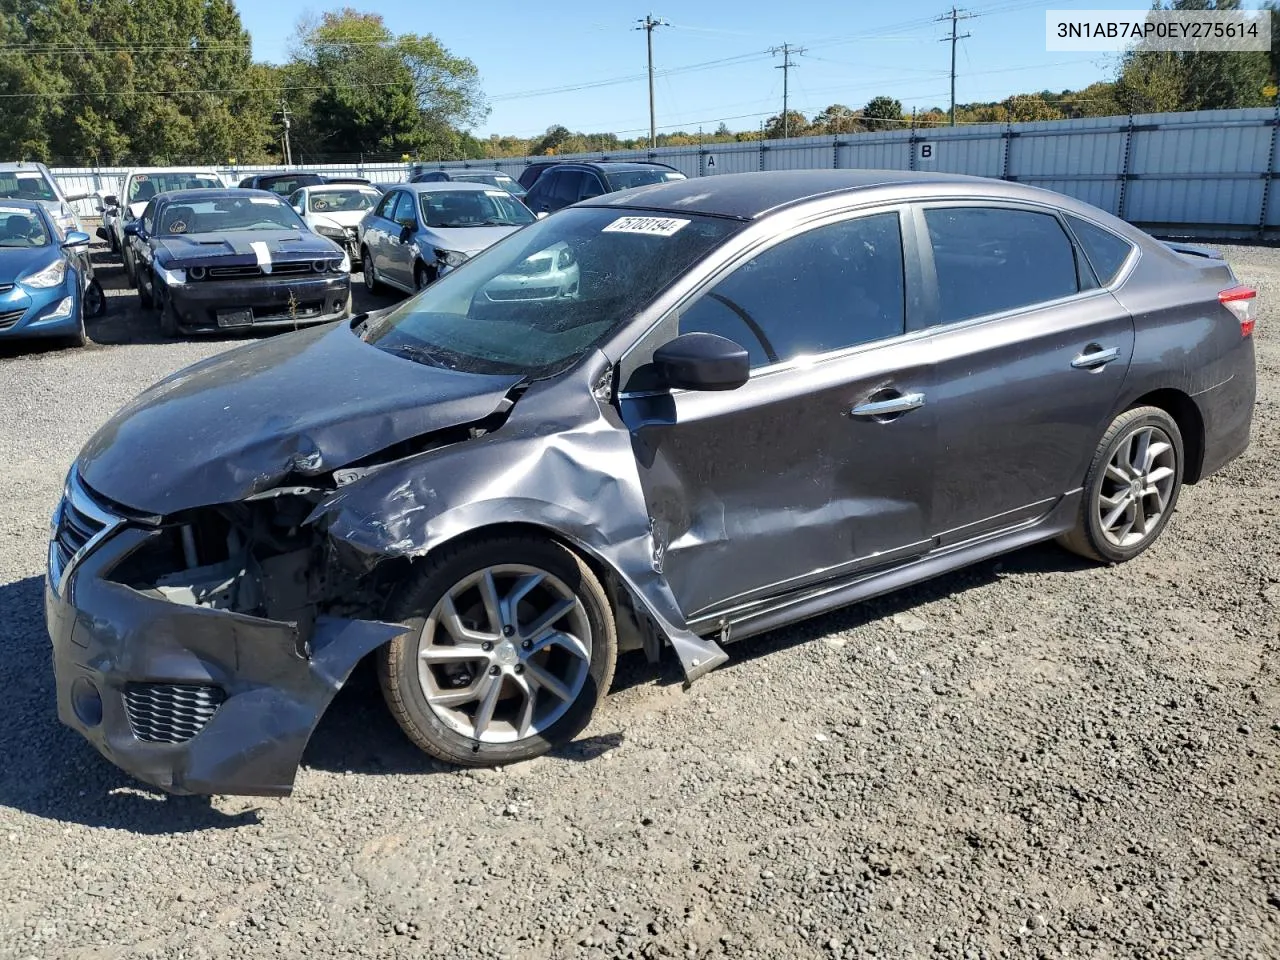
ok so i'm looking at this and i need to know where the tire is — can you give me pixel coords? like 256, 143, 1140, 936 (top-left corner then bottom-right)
123, 247, 136, 287
137, 268, 153, 310
83, 277, 106, 319
158, 295, 181, 338
362, 249, 381, 293
63, 312, 87, 348
378, 534, 617, 767
1058, 405, 1184, 564
413, 262, 435, 293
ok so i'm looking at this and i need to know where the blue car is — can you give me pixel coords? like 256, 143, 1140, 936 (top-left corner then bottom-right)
0, 200, 102, 347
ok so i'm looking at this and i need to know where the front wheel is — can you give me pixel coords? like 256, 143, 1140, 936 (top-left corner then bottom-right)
83, 277, 106, 319
378, 535, 617, 767
413, 262, 436, 293
1058, 405, 1184, 563
362, 249, 381, 293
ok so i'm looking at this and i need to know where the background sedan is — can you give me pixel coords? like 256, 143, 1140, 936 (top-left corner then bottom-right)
0, 200, 98, 347
359, 181, 535, 295
288, 183, 383, 268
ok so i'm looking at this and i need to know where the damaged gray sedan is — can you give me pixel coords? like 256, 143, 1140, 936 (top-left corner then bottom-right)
47, 170, 1256, 796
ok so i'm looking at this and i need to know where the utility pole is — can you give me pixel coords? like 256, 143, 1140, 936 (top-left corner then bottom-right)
936, 7, 972, 127
636, 14, 669, 150
277, 99, 293, 165
769, 43, 805, 139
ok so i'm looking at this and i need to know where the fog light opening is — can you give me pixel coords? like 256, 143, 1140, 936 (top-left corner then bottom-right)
71, 676, 103, 727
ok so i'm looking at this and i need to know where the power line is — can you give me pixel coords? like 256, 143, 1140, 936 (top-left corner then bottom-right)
937, 6, 975, 127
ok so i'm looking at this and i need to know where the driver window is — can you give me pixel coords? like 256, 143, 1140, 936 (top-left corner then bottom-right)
676, 211, 906, 369
141, 201, 155, 234
375, 191, 397, 219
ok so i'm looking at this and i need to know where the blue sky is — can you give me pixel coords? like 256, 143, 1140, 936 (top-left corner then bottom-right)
238, 1, 1249, 138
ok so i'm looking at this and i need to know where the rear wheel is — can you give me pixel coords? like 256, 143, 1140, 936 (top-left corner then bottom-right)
378, 535, 617, 767
1058, 405, 1184, 563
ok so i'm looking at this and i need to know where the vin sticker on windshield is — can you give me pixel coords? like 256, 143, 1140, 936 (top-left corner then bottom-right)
601, 216, 690, 237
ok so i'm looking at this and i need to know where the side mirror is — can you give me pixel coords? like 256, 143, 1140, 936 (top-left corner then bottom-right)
102, 194, 119, 209
122, 222, 141, 238
399, 224, 415, 243
95, 226, 110, 243
653, 332, 750, 392
61, 230, 91, 248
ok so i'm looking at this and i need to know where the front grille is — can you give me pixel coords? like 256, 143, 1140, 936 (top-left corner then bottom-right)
49, 473, 118, 589
252, 300, 324, 321
205, 262, 316, 280
124, 683, 226, 744
486, 285, 560, 301
0, 307, 26, 330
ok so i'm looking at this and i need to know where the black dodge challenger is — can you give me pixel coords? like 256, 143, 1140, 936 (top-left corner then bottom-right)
123, 188, 352, 337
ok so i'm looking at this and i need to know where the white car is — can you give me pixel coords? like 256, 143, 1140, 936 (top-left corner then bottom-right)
288, 183, 384, 268
100, 167, 222, 257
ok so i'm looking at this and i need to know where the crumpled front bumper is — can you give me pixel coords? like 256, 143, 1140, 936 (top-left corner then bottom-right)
168, 274, 351, 333
47, 525, 406, 796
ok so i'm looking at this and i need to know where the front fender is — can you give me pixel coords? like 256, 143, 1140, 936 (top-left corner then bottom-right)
306, 377, 728, 683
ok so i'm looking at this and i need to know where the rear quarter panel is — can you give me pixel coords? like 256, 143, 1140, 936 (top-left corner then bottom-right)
1111, 241, 1256, 479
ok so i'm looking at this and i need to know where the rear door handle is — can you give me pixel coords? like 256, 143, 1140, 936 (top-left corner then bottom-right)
1071, 345, 1120, 370
851, 391, 926, 419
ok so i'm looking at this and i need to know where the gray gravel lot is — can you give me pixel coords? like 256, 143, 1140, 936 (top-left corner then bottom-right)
0, 241, 1277, 960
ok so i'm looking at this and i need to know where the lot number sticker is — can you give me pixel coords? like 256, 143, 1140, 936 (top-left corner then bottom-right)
602, 216, 690, 237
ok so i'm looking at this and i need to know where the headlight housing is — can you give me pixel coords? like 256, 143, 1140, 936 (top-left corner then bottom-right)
158, 266, 186, 285
434, 248, 469, 268
21, 258, 66, 289
339, 250, 351, 273
315, 224, 345, 239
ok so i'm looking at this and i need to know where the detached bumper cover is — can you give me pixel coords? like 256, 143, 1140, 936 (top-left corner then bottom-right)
48, 525, 406, 796
167, 274, 351, 332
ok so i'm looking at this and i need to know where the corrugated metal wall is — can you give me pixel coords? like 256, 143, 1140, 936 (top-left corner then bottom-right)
48, 107, 1280, 238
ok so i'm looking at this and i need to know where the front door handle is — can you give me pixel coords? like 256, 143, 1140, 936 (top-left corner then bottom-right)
851, 391, 926, 419
1071, 345, 1120, 370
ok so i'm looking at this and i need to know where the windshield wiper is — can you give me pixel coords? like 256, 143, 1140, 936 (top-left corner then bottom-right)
381, 341, 452, 368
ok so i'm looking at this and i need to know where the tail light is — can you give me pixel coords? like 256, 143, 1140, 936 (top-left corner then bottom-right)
1219, 285, 1257, 337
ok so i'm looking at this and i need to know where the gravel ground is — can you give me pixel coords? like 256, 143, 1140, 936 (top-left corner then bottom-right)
0, 241, 1277, 960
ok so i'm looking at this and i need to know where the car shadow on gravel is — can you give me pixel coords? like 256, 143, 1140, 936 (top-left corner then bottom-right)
0, 576, 262, 832
301, 659, 628, 780
712, 541, 1096, 671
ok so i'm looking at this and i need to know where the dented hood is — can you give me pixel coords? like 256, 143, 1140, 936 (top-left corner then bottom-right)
77, 321, 524, 516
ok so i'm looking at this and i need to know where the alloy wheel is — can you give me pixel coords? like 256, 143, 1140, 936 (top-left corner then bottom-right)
415, 564, 592, 744
1096, 424, 1177, 548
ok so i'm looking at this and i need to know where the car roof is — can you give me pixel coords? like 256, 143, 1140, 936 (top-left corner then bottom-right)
557, 161, 676, 172
445, 169, 509, 176
128, 167, 220, 175
157, 188, 280, 203
305, 182, 380, 191
401, 181, 497, 194
0, 198, 47, 214
0, 161, 51, 172
578, 169, 1057, 220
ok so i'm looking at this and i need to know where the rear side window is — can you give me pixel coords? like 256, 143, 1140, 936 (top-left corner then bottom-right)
678, 211, 906, 368
1066, 215, 1134, 285
925, 207, 1079, 325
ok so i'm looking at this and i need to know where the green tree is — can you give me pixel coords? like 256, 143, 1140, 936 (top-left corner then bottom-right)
0, 0, 277, 164
862, 96, 904, 131
1115, 0, 1270, 112
286, 8, 485, 161
763, 110, 810, 139
812, 103, 861, 134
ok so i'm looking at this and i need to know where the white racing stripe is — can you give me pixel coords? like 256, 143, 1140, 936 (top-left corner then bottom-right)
250, 240, 273, 275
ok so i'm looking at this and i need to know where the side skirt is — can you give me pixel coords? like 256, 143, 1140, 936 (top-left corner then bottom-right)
694, 492, 1080, 647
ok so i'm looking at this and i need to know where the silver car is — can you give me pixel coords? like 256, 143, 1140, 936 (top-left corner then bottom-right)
359, 182, 536, 294
0, 161, 85, 235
